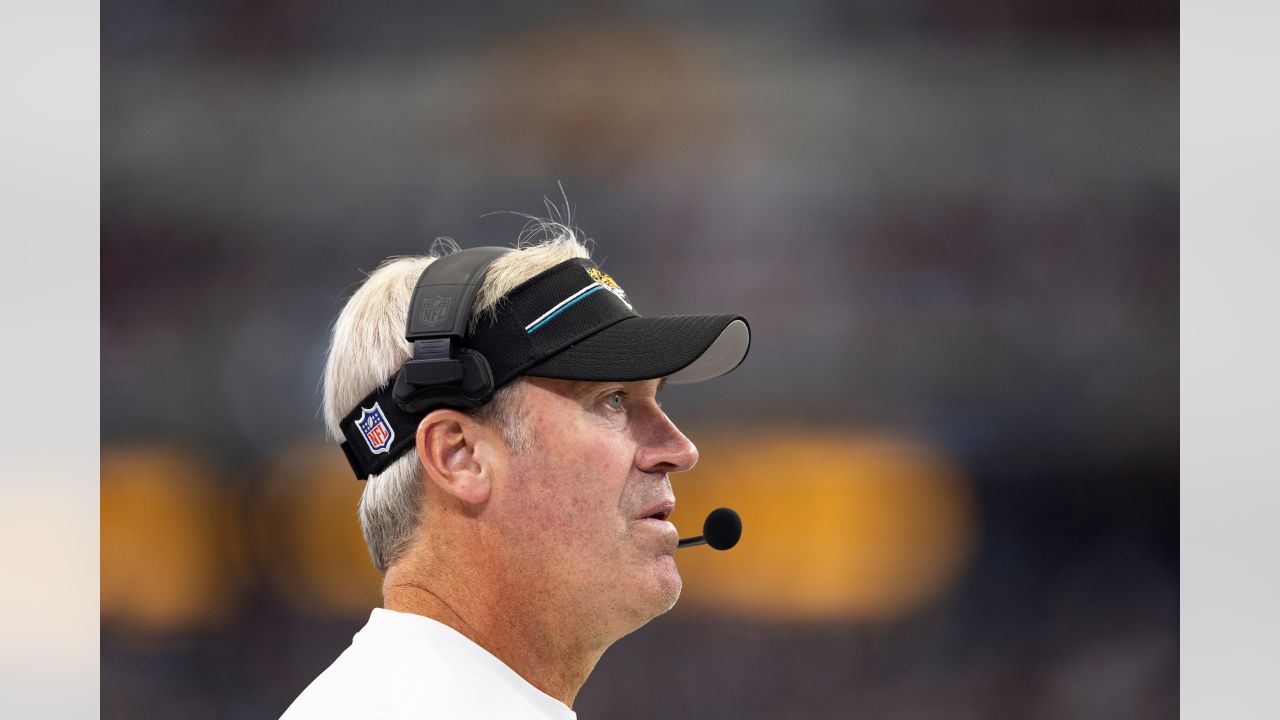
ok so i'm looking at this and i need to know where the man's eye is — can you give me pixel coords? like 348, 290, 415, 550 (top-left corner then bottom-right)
604, 391, 625, 411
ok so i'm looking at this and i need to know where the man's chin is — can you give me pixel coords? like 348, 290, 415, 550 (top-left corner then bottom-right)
658, 559, 683, 614
642, 554, 684, 616
612, 555, 682, 633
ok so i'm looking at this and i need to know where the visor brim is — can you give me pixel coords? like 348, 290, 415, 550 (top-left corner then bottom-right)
522, 314, 750, 385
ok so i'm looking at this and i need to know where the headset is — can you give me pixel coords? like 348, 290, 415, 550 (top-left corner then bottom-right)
391, 246, 511, 414
338, 246, 510, 480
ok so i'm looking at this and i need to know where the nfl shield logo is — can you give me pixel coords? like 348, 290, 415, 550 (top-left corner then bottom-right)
419, 295, 452, 327
356, 403, 395, 454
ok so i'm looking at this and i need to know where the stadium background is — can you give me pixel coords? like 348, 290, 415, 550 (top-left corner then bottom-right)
101, 2, 1177, 718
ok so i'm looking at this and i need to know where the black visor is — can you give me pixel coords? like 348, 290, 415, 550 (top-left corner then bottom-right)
468, 258, 750, 387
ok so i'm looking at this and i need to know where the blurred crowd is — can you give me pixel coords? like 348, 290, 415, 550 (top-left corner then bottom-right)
102, 1, 1177, 717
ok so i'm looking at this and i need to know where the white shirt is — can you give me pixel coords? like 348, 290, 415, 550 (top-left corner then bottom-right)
281, 608, 577, 720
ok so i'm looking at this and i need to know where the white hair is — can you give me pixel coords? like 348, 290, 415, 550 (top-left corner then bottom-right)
322, 223, 591, 574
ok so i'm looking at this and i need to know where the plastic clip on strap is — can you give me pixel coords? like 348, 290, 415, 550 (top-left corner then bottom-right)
400, 339, 464, 386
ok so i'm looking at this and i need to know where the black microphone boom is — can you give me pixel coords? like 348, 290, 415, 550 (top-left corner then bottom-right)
677, 507, 742, 551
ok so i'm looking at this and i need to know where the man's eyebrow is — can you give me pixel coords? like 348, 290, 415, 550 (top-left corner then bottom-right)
565, 378, 664, 399
566, 380, 601, 399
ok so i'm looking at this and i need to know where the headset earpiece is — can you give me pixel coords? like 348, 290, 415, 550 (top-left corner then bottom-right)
391, 247, 510, 414
393, 347, 495, 414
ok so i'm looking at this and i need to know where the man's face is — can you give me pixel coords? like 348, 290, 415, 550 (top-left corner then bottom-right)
490, 376, 699, 639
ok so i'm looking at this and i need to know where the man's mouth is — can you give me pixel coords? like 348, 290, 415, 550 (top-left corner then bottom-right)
638, 498, 675, 522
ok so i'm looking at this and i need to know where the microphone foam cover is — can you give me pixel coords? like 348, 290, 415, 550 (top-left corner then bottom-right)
703, 507, 742, 551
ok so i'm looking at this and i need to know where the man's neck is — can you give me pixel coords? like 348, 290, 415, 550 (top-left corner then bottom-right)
382, 555, 605, 709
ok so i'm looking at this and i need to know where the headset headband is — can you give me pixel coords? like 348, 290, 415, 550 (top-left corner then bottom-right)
339, 247, 509, 479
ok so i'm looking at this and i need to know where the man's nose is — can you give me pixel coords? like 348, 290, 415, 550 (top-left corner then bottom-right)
636, 409, 699, 474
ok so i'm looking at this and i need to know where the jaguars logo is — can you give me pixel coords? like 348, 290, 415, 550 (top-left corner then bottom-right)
588, 267, 632, 309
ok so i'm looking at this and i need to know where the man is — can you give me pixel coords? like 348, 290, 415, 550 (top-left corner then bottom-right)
283, 223, 750, 719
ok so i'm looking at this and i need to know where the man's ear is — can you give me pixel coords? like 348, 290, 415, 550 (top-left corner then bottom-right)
415, 409, 494, 506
